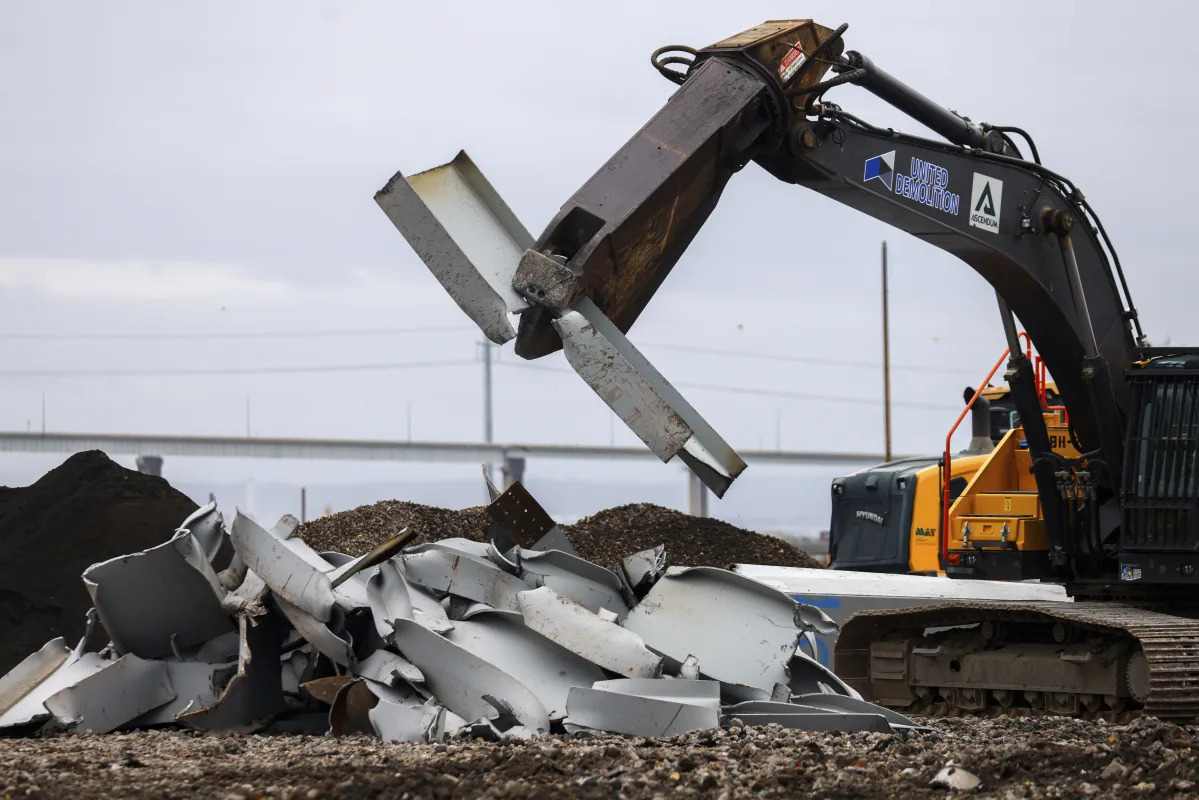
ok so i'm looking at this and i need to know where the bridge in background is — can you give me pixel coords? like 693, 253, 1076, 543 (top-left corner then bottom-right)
0, 431, 901, 516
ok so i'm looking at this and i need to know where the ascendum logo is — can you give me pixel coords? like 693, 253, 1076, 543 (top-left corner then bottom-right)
969, 173, 1003, 233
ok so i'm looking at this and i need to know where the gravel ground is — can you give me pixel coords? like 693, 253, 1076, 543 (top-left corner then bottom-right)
296, 500, 818, 570
3, 716, 1196, 799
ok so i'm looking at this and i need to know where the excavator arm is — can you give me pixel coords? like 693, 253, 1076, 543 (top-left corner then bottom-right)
380, 19, 1199, 592
517, 20, 1138, 450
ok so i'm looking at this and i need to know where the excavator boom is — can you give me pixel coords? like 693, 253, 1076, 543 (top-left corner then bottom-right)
518, 20, 1136, 458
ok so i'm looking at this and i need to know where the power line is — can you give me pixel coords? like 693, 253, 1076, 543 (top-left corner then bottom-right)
0, 359, 477, 378
678, 379, 961, 410
0, 354, 957, 409
0, 326, 993, 377
495, 361, 960, 411
0, 324, 476, 341
0, 335, 970, 409
636, 341, 985, 377
0, 325, 1000, 379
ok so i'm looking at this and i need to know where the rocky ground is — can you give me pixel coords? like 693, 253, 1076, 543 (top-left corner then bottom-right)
2, 715, 1196, 799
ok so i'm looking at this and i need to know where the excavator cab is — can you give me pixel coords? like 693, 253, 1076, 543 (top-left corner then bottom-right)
980, 383, 1061, 443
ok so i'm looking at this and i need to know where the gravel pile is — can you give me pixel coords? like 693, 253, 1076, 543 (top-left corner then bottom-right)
297, 499, 818, 570
2, 715, 1195, 798
296, 501, 488, 555
0, 452, 198, 675
565, 504, 821, 569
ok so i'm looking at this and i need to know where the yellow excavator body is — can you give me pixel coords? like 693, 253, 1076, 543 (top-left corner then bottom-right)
829, 383, 1068, 577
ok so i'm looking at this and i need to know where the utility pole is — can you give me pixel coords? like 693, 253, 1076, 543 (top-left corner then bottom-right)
481, 341, 494, 481
482, 341, 494, 443
301, 487, 307, 524
882, 241, 893, 462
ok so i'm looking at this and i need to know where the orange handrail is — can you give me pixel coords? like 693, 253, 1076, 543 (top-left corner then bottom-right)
1036, 357, 1069, 424
940, 332, 1032, 569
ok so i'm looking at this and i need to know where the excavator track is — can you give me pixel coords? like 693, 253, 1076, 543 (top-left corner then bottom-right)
835, 602, 1199, 720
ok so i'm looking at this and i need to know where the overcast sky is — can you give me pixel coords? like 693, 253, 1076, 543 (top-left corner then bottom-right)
0, 1, 1193, 512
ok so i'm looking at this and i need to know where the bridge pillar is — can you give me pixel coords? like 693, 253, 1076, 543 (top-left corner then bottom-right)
135, 455, 163, 477
688, 471, 709, 518
501, 455, 525, 489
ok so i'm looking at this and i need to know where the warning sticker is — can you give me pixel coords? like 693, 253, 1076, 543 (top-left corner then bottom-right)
779, 45, 806, 83
969, 173, 1003, 234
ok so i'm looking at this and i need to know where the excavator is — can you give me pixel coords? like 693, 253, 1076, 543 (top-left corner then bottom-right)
382, 18, 1199, 718
505, 19, 1199, 719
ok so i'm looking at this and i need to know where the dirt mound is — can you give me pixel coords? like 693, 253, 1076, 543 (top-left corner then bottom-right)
0, 451, 197, 675
296, 499, 818, 570
565, 503, 822, 569
296, 500, 488, 555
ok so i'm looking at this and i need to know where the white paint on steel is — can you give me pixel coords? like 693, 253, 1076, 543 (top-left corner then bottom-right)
734, 565, 1070, 603
375, 152, 532, 344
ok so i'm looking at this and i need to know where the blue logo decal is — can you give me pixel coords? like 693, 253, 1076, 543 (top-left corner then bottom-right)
863, 150, 895, 190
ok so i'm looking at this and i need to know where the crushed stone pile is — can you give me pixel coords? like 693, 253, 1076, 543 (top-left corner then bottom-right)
1, 715, 1196, 799
0, 492, 895, 744
566, 503, 822, 570
297, 499, 818, 569
0, 451, 198, 676
296, 500, 488, 555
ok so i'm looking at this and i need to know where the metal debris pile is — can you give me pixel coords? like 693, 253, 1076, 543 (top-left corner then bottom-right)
0, 480, 914, 742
